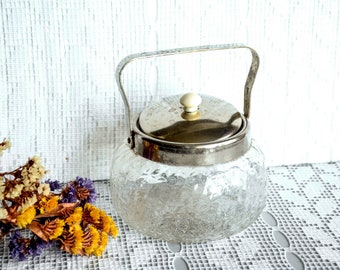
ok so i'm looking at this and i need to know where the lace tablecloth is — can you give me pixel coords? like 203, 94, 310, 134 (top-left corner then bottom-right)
0, 162, 339, 269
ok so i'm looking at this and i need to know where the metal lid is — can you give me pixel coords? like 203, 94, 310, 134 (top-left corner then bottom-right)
115, 44, 260, 166
138, 93, 243, 144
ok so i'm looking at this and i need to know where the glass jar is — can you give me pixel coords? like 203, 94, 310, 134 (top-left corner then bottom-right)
111, 140, 266, 242
110, 44, 267, 242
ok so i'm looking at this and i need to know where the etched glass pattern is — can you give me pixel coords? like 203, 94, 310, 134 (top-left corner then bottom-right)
110, 141, 267, 242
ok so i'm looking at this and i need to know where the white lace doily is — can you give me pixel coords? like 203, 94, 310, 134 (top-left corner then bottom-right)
0, 162, 339, 269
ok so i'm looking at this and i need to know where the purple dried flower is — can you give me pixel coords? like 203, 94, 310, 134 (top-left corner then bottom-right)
75, 176, 97, 204
60, 176, 97, 204
27, 237, 50, 257
8, 230, 27, 261
61, 183, 77, 203
45, 179, 62, 191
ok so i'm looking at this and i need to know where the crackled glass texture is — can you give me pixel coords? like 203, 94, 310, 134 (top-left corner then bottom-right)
110, 140, 267, 243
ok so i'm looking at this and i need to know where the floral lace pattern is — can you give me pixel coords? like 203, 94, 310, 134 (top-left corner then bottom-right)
0, 162, 339, 269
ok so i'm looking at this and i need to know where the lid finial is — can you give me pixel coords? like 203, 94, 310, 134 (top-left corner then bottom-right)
180, 93, 202, 113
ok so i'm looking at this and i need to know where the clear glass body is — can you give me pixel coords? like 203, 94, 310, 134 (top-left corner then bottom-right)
110, 140, 267, 243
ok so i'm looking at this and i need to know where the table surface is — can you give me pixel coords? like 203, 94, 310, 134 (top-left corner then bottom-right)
0, 162, 339, 270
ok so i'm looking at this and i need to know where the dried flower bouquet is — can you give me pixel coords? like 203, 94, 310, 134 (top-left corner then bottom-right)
0, 138, 118, 260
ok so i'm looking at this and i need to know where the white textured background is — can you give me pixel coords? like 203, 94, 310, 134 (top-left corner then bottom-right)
0, 0, 339, 181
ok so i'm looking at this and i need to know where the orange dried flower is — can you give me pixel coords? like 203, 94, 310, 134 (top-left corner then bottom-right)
65, 207, 83, 225
69, 224, 84, 255
16, 206, 36, 228
49, 219, 65, 240
93, 231, 108, 256
84, 225, 100, 256
39, 196, 59, 214
100, 211, 119, 238
84, 203, 101, 223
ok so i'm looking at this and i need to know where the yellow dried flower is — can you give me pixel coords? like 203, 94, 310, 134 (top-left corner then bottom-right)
39, 196, 59, 214
6, 184, 24, 199
16, 206, 36, 228
100, 211, 119, 238
70, 224, 84, 254
49, 219, 65, 240
18, 194, 37, 212
37, 183, 51, 196
84, 203, 101, 223
93, 231, 108, 256
0, 208, 8, 219
109, 222, 119, 238
83, 203, 118, 238
0, 179, 5, 200
84, 225, 100, 256
65, 207, 83, 225
21, 156, 45, 184
21, 168, 30, 184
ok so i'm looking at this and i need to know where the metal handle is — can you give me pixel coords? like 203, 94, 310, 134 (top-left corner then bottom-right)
115, 43, 260, 138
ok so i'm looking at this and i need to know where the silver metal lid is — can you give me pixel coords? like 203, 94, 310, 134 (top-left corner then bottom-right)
138, 93, 243, 143
115, 44, 260, 166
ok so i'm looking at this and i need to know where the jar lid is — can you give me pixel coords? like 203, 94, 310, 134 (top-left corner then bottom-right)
138, 93, 243, 144
115, 44, 260, 166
